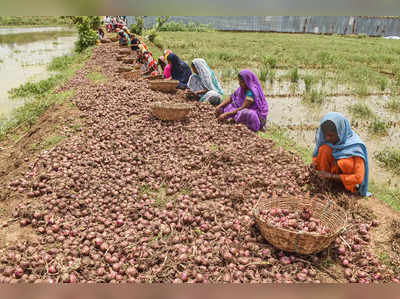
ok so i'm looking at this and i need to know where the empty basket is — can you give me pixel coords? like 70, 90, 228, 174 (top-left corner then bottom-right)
122, 57, 135, 64
117, 66, 133, 73
149, 80, 179, 93
144, 74, 163, 81
151, 102, 191, 121
118, 49, 130, 55
253, 196, 347, 255
123, 70, 142, 81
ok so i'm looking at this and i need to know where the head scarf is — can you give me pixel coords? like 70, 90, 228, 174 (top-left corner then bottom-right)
231, 69, 268, 120
167, 53, 192, 88
189, 58, 224, 95
313, 112, 370, 196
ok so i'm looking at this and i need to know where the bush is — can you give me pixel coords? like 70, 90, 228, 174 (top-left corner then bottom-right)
75, 17, 98, 53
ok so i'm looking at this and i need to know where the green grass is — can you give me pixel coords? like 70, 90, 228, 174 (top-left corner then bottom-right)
302, 89, 325, 105
258, 125, 312, 164
32, 135, 66, 151
375, 149, 400, 175
289, 68, 299, 83
8, 75, 63, 98
379, 77, 388, 91
369, 182, 400, 211
355, 84, 369, 98
348, 102, 375, 119
368, 118, 388, 136
303, 75, 315, 93
0, 31, 75, 45
0, 48, 92, 140
0, 16, 72, 27
259, 67, 276, 84
262, 55, 277, 69
48, 54, 77, 71
157, 31, 399, 93
385, 97, 400, 112
87, 71, 106, 84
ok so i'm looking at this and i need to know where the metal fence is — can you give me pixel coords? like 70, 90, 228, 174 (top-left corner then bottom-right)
126, 16, 400, 36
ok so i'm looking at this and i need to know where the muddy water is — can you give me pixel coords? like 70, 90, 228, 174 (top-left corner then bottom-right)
220, 73, 400, 187
0, 27, 76, 119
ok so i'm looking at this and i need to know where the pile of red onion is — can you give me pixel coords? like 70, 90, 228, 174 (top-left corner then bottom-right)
259, 207, 330, 235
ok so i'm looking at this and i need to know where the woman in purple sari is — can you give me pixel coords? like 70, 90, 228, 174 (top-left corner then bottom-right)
216, 70, 268, 132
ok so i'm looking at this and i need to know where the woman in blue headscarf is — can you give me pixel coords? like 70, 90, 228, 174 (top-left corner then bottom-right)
312, 112, 369, 196
166, 53, 192, 89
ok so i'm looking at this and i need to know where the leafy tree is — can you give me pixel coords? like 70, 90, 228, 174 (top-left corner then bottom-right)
74, 16, 98, 52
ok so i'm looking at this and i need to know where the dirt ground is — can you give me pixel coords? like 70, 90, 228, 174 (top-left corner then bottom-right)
0, 101, 83, 247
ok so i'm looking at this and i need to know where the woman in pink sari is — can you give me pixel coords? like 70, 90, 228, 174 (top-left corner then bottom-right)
216, 70, 268, 132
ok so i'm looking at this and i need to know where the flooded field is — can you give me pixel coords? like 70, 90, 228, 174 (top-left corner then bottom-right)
0, 27, 76, 118
220, 70, 400, 188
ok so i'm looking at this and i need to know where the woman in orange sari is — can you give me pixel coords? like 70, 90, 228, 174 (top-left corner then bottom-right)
312, 112, 369, 196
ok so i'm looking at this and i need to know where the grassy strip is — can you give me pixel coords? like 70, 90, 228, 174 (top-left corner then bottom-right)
260, 125, 400, 211
369, 182, 400, 211
259, 125, 313, 164
0, 16, 72, 27
0, 48, 93, 140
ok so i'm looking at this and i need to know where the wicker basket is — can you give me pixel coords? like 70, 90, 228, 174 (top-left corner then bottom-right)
123, 70, 142, 81
151, 102, 191, 121
117, 66, 133, 73
100, 38, 111, 44
116, 55, 126, 61
110, 37, 118, 42
149, 80, 179, 93
144, 74, 163, 81
118, 49, 130, 55
122, 57, 135, 64
253, 196, 347, 255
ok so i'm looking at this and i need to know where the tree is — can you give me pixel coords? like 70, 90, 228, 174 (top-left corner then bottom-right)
130, 16, 145, 35
154, 16, 170, 31
74, 16, 98, 52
